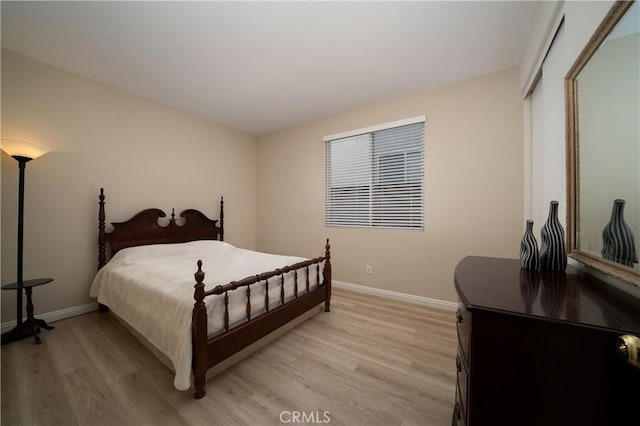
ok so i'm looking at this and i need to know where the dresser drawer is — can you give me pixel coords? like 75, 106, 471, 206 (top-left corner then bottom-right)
456, 304, 471, 365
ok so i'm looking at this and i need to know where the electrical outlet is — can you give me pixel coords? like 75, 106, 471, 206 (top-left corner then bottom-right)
366, 265, 373, 274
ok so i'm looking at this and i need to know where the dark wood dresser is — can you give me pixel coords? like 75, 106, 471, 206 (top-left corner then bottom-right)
453, 256, 640, 426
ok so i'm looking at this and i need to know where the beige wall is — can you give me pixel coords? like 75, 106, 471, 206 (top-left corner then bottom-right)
1, 50, 257, 323
256, 68, 524, 303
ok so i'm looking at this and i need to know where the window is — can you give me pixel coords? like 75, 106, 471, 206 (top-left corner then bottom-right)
325, 116, 425, 229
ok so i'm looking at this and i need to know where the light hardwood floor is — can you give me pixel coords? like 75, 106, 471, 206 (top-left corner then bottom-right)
1, 289, 457, 426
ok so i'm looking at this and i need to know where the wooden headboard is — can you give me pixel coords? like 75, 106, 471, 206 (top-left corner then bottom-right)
98, 188, 224, 269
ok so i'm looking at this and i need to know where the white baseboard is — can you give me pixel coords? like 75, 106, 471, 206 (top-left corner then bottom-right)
1, 302, 99, 334
332, 280, 458, 312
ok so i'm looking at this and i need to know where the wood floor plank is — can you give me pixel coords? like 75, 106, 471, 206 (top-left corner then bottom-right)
1, 342, 30, 425
33, 347, 79, 425
111, 371, 190, 426
1, 288, 457, 426
244, 356, 402, 426
46, 318, 92, 376
333, 289, 456, 321
92, 313, 177, 395
69, 314, 138, 383
13, 334, 79, 426
60, 366, 135, 426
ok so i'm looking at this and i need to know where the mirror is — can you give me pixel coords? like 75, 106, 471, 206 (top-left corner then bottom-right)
566, 0, 640, 284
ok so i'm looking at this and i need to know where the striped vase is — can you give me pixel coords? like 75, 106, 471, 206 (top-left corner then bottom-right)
540, 271, 567, 318
519, 268, 540, 313
601, 199, 638, 267
539, 201, 567, 271
519, 220, 540, 270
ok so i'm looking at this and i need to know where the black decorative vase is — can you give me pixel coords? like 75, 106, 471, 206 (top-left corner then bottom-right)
519, 268, 540, 313
519, 220, 540, 270
540, 272, 567, 318
539, 201, 567, 271
601, 199, 638, 267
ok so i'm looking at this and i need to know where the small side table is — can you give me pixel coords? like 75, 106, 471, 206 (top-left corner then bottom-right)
1, 278, 55, 345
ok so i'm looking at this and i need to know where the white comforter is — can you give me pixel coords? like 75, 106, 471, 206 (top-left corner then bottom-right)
89, 240, 320, 391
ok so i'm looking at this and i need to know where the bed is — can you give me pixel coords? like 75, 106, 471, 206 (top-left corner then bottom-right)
90, 189, 332, 399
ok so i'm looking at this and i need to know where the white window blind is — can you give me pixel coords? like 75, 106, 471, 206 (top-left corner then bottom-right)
325, 117, 425, 230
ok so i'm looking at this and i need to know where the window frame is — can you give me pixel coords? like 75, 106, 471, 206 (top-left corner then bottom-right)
324, 115, 426, 230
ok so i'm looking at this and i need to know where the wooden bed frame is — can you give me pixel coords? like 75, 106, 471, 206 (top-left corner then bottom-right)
96, 188, 332, 399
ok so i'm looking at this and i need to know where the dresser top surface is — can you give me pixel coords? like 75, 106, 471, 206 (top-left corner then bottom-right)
454, 256, 640, 334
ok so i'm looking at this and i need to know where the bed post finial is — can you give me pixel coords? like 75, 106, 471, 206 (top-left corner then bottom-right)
219, 196, 224, 241
98, 188, 106, 269
323, 238, 332, 312
194, 260, 205, 287
192, 260, 207, 399
325, 238, 331, 261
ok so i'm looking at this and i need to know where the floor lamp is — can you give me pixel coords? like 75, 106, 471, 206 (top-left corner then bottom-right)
1, 138, 52, 344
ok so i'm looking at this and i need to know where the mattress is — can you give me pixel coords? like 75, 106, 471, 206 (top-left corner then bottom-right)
89, 240, 321, 391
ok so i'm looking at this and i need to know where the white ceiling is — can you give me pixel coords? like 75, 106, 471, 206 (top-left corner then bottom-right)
1, 1, 538, 136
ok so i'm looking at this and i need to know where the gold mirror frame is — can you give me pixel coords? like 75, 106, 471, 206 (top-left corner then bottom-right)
565, 0, 639, 285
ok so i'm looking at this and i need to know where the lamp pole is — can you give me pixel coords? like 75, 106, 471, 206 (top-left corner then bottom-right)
15, 156, 32, 328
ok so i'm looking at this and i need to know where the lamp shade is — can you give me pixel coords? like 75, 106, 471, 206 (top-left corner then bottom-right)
1, 138, 51, 160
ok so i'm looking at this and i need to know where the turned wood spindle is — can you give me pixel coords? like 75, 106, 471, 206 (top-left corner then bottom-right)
223, 291, 229, 332
98, 188, 106, 269
280, 272, 285, 305
219, 196, 224, 241
264, 279, 270, 312
246, 285, 251, 321
294, 270, 298, 299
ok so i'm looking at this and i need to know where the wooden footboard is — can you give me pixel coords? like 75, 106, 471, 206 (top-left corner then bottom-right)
191, 240, 332, 399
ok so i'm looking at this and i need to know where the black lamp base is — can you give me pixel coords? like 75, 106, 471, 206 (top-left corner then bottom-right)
1, 319, 54, 345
